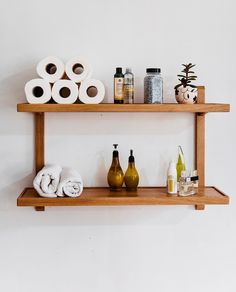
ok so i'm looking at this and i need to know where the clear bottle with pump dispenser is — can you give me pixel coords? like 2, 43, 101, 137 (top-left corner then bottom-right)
124, 150, 139, 191
107, 144, 124, 191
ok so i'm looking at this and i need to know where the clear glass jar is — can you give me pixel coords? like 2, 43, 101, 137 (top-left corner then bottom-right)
178, 171, 196, 196
144, 68, 163, 104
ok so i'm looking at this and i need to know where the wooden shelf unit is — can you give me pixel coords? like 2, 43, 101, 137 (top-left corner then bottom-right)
18, 187, 229, 208
17, 86, 230, 211
17, 103, 230, 113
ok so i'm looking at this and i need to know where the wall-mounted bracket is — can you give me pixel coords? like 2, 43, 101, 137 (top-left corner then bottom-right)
35, 206, 45, 211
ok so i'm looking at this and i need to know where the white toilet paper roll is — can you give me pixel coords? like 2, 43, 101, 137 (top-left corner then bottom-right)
78, 79, 105, 104
25, 78, 51, 104
52, 80, 79, 104
65, 57, 92, 83
36, 56, 65, 83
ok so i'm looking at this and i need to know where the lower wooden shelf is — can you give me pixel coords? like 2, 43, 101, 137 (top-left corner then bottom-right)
17, 186, 229, 211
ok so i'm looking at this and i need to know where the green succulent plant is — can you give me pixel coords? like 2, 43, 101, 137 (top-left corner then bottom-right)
175, 63, 197, 91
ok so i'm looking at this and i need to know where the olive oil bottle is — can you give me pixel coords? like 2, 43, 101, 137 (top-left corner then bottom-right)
114, 67, 124, 104
124, 150, 139, 191
107, 144, 124, 191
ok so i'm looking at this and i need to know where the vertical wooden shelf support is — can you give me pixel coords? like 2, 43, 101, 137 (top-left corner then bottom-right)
195, 86, 205, 210
35, 112, 45, 211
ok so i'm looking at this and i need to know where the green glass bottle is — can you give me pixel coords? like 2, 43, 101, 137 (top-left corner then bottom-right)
107, 144, 124, 191
176, 145, 186, 181
124, 150, 139, 191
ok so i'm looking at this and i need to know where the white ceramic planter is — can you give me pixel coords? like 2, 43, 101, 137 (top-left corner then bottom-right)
175, 85, 198, 104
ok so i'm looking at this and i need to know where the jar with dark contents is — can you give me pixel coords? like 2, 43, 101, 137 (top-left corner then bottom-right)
144, 68, 163, 104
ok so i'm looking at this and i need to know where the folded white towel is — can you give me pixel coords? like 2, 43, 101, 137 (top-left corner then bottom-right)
33, 165, 62, 198
56, 167, 83, 197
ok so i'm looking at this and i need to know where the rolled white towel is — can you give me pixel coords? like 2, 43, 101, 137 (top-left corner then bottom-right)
33, 165, 62, 198
56, 168, 83, 197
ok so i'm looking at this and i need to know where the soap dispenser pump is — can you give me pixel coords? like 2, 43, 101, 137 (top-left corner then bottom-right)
107, 144, 124, 191
124, 150, 139, 191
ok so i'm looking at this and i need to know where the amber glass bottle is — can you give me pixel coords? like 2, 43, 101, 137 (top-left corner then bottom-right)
107, 144, 124, 191
124, 150, 139, 191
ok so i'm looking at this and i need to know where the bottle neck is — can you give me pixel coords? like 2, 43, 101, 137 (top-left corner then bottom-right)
125, 69, 132, 74
128, 161, 135, 168
112, 156, 120, 166
177, 152, 184, 164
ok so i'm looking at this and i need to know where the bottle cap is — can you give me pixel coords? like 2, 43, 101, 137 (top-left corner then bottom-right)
168, 160, 177, 177
113, 144, 119, 157
190, 176, 199, 181
125, 68, 132, 73
192, 170, 198, 176
129, 149, 135, 163
116, 67, 122, 74
146, 68, 161, 73
169, 160, 176, 167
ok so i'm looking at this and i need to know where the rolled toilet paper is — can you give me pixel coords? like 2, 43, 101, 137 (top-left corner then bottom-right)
36, 56, 65, 83
78, 79, 105, 104
52, 80, 79, 104
25, 78, 51, 104
65, 57, 92, 83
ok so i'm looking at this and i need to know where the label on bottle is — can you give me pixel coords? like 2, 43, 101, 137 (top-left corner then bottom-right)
167, 175, 177, 194
114, 78, 124, 101
124, 84, 134, 103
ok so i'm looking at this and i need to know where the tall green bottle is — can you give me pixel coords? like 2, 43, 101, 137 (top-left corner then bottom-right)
107, 144, 124, 191
176, 145, 186, 181
124, 150, 139, 191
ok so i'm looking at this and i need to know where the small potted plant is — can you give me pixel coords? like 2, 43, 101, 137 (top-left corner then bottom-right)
175, 63, 198, 104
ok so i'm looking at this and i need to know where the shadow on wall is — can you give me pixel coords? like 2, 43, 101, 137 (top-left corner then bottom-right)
0, 64, 37, 135
0, 172, 34, 212
0, 65, 36, 108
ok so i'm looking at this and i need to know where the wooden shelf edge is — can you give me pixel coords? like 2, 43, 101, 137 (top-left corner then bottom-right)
17, 186, 229, 210
17, 103, 230, 113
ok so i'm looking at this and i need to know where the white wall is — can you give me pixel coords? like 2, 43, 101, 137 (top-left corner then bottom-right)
0, 0, 235, 291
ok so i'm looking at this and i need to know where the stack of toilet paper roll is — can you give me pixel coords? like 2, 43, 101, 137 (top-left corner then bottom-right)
24, 56, 105, 104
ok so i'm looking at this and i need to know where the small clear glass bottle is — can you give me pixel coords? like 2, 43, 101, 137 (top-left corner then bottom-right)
179, 171, 194, 196
144, 68, 163, 104
124, 68, 134, 104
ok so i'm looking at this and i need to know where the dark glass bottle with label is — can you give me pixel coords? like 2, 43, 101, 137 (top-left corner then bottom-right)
114, 67, 124, 104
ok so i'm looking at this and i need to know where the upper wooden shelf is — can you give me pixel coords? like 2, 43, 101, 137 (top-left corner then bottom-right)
17, 103, 230, 113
